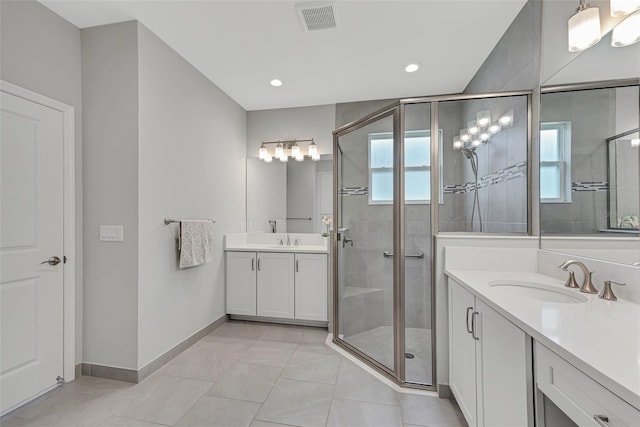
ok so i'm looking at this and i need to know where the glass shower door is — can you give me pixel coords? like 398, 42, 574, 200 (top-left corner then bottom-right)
335, 110, 397, 373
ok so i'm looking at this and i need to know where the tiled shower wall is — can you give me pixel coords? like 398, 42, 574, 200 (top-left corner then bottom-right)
539, 87, 634, 234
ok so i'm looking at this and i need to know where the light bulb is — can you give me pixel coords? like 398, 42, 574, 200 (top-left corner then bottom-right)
460, 129, 471, 142
275, 144, 284, 159
291, 145, 301, 158
480, 132, 490, 142
468, 121, 479, 135
611, 10, 640, 47
453, 136, 463, 150
568, 2, 602, 52
476, 110, 491, 127
610, 0, 640, 17
472, 139, 481, 147
489, 124, 501, 134
308, 141, 318, 158
632, 138, 640, 147
499, 109, 514, 127
258, 145, 267, 160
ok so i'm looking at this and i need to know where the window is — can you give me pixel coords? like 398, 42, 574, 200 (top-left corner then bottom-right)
540, 122, 571, 202
368, 130, 442, 204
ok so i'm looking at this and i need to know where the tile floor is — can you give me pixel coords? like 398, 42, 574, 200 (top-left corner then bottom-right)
1, 321, 467, 427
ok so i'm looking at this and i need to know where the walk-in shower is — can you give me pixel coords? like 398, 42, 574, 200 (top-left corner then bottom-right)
332, 91, 531, 390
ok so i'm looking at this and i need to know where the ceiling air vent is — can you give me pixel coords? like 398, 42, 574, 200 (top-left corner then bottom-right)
296, 2, 337, 32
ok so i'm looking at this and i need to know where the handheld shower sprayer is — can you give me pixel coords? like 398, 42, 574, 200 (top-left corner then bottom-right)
460, 147, 482, 231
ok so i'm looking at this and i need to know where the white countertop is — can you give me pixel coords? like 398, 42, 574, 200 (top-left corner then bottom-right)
224, 233, 329, 254
445, 269, 640, 410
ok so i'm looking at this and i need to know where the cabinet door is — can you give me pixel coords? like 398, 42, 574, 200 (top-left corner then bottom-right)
226, 252, 257, 315
294, 254, 328, 321
449, 279, 478, 427
257, 252, 295, 318
476, 299, 530, 427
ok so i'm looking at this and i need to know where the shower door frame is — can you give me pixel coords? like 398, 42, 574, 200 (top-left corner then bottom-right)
332, 89, 533, 392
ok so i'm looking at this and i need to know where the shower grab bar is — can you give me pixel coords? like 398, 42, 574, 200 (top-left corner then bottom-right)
383, 250, 424, 259
286, 217, 312, 220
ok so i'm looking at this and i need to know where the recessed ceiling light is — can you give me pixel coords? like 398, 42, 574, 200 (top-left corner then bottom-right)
270, 79, 283, 87
405, 63, 421, 73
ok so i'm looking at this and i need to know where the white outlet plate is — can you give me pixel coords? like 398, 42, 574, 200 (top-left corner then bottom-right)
100, 225, 124, 242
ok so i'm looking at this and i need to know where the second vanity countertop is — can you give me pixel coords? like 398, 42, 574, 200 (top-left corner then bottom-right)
224, 233, 329, 254
445, 269, 640, 410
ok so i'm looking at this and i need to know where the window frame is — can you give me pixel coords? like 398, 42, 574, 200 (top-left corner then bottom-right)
540, 121, 572, 203
367, 129, 443, 205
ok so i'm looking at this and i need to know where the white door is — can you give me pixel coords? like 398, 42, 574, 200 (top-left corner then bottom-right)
1, 91, 65, 414
294, 254, 327, 321
226, 252, 257, 316
448, 279, 478, 427
257, 252, 294, 318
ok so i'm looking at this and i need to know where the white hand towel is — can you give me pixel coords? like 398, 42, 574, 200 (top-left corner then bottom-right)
179, 220, 214, 268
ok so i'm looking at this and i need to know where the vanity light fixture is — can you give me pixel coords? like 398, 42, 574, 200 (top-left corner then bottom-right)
480, 132, 490, 142
472, 139, 482, 147
270, 79, 283, 87
611, 9, 640, 46
610, 0, 640, 16
489, 123, 502, 134
453, 108, 513, 151
568, 0, 602, 52
632, 138, 640, 147
258, 139, 319, 162
453, 136, 464, 150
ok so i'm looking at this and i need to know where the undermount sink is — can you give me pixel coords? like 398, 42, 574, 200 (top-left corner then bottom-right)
488, 280, 588, 304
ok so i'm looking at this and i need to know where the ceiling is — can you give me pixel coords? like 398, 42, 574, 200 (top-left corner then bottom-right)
40, 0, 528, 111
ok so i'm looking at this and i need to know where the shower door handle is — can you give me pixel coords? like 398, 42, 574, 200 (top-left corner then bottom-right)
342, 237, 353, 248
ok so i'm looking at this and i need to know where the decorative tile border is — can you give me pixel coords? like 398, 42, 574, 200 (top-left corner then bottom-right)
572, 181, 608, 192
444, 161, 527, 194
339, 186, 368, 196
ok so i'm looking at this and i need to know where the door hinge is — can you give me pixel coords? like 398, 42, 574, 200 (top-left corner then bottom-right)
56, 376, 64, 385
63, 256, 67, 264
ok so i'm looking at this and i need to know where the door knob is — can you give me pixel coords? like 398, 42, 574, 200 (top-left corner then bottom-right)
40, 256, 62, 266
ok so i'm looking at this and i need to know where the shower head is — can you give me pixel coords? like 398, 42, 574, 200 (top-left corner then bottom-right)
461, 148, 475, 160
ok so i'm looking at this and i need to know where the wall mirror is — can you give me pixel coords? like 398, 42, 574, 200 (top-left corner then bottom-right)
246, 156, 333, 234
539, 0, 640, 266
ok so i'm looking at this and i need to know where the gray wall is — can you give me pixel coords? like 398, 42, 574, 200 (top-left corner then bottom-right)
1, 0, 84, 364
81, 21, 140, 369
137, 23, 247, 368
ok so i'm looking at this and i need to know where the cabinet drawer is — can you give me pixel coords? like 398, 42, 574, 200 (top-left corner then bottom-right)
535, 342, 639, 426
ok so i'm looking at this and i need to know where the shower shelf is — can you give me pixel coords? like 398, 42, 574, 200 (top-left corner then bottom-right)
343, 286, 383, 298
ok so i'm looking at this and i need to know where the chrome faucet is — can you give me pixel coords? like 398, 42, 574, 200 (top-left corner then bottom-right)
286, 234, 291, 246
558, 260, 598, 294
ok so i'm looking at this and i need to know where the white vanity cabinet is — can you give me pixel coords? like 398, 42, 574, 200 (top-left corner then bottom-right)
449, 278, 531, 427
225, 250, 327, 323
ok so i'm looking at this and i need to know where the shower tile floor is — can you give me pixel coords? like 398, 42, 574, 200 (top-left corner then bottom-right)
1, 321, 463, 427
344, 326, 432, 386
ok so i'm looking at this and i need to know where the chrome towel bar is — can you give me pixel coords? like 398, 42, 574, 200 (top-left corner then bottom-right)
164, 218, 216, 225
286, 217, 312, 220
383, 250, 425, 259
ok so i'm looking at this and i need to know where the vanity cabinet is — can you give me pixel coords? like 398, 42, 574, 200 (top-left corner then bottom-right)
449, 278, 531, 427
225, 251, 327, 323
